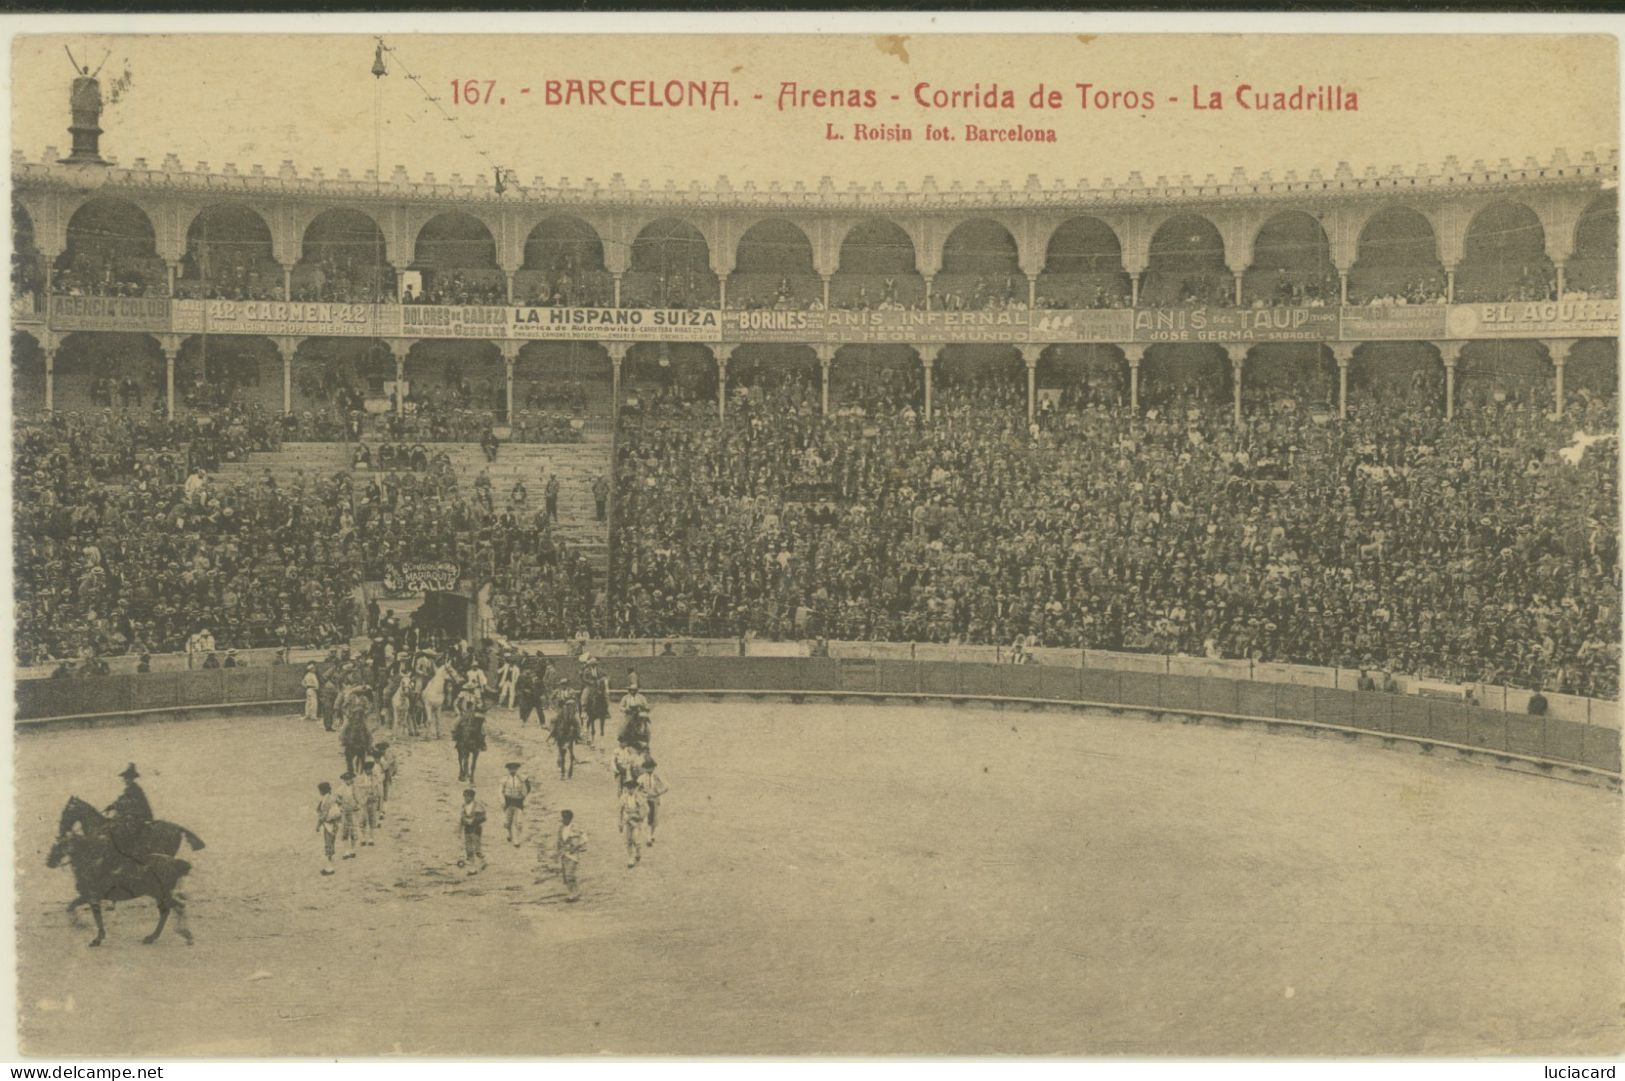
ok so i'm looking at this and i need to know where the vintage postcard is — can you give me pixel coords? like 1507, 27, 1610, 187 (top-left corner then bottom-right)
5, 15, 1622, 1060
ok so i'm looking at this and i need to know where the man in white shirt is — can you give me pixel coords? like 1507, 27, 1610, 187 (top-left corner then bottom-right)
499, 761, 532, 846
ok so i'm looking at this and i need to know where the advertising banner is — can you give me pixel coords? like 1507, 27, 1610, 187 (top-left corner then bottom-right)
1028, 308, 1136, 343
509, 306, 722, 342
49, 295, 172, 332
1338, 304, 1450, 341
382, 560, 461, 595
822, 309, 1031, 344
722, 309, 824, 343
172, 298, 389, 338
1444, 299, 1620, 339
1132, 306, 1340, 343
399, 304, 506, 340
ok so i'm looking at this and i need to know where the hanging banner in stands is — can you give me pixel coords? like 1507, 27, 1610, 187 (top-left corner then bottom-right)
821, 309, 1031, 344
171, 299, 389, 338
49, 295, 171, 332
382, 560, 461, 595
723, 309, 824, 343
1443, 299, 1620, 339
1028, 309, 1136, 343
1338, 304, 1450, 340
399, 304, 507, 340
1131, 306, 1340, 343
509, 306, 722, 342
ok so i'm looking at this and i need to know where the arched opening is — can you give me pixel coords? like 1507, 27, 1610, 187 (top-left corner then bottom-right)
55, 198, 162, 296
725, 344, 820, 414
1140, 343, 1230, 408
730, 220, 819, 310
619, 342, 719, 418
517, 216, 610, 307
12, 202, 43, 306
625, 218, 716, 308
180, 204, 278, 300
1456, 340, 1553, 410
936, 219, 1022, 310
1348, 207, 1445, 306
1241, 343, 1337, 411
1346, 342, 1445, 411
174, 335, 282, 414
1568, 195, 1618, 299
1143, 215, 1228, 307
1038, 217, 1129, 309
297, 209, 395, 303
830, 344, 921, 414
411, 212, 502, 304
1037, 344, 1126, 411
287, 339, 392, 436
832, 219, 923, 310
935, 345, 1024, 415
1243, 212, 1337, 308
1456, 202, 1553, 304
52, 332, 165, 414
402, 340, 507, 432
1566, 339, 1619, 414
11, 331, 45, 413
512, 341, 609, 441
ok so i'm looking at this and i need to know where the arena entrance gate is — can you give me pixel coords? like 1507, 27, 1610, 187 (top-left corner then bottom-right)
414, 590, 474, 644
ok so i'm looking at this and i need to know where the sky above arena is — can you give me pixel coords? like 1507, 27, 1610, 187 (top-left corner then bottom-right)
9, 32, 1620, 188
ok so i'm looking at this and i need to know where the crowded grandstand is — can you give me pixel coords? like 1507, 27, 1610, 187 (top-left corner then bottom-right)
12, 134, 1620, 702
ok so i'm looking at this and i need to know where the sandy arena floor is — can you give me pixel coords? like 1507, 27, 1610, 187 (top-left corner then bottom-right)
13, 698, 1623, 1056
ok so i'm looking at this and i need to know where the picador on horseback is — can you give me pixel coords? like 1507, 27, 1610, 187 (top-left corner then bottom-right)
105, 762, 154, 853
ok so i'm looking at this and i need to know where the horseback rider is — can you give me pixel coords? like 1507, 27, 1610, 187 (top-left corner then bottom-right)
104, 763, 154, 854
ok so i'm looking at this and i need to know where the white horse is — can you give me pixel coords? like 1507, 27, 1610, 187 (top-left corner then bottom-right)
422, 663, 452, 739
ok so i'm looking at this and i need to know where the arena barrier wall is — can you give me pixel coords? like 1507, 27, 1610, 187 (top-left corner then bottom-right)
20, 636, 1619, 730
16, 655, 1620, 779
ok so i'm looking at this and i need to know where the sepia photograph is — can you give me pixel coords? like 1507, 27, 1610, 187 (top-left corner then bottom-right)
4, 15, 1622, 1060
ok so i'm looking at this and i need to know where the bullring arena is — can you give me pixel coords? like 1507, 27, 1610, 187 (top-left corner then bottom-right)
13, 652, 1624, 1056
10, 41, 1624, 1057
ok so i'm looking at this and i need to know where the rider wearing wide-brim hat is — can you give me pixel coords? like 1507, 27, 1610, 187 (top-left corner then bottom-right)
105, 763, 154, 848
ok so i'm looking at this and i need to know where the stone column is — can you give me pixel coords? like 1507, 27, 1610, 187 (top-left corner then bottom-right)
1437, 340, 1461, 420
1121, 343, 1145, 415
612, 273, 623, 308
821, 275, 831, 311
922, 350, 935, 422
923, 275, 934, 312
1445, 265, 1457, 304
1233, 271, 1244, 308
501, 341, 517, 424
1548, 338, 1574, 417
166, 261, 179, 297
1129, 272, 1141, 309
275, 336, 301, 415
1337, 268, 1349, 307
389, 339, 412, 415
43, 345, 55, 413
161, 336, 179, 419
718, 277, 727, 312
606, 342, 627, 416
1226, 343, 1246, 426
1022, 345, 1039, 424
1027, 274, 1039, 311
1555, 263, 1566, 299
1330, 342, 1356, 420
817, 344, 834, 416
716, 348, 728, 424
282, 263, 294, 302
505, 271, 517, 305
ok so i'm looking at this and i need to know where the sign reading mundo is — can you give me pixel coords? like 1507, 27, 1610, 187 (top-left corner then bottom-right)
1132, 306, 1340, 343
822, 309, 1032, 344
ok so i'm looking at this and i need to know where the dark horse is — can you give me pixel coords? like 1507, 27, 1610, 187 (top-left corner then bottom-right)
549, 699, 580, 780
453, 713, 486, 784
46, 832, 193, 947
340, 712, 373, 776
582, 683, 609, 743
57, 797, 205, 920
